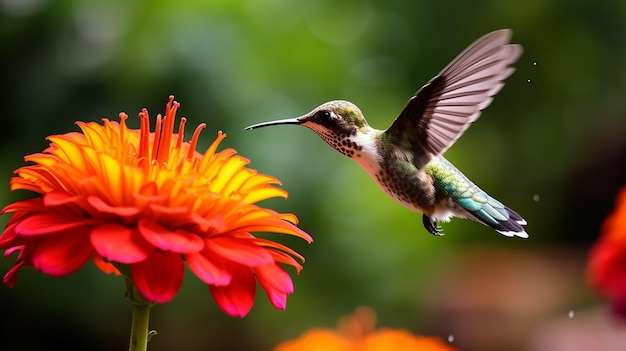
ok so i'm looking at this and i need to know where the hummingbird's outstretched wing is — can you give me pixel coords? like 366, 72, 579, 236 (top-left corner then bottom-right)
384, 29, 522, 168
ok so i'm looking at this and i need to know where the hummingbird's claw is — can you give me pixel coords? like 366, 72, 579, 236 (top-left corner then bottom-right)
422, 215, 444, 236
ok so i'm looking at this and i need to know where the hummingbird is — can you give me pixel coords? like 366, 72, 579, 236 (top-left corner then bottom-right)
245, 29, 528, 238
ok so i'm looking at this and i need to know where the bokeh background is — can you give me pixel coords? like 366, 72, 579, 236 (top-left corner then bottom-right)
1, 0, 626, 350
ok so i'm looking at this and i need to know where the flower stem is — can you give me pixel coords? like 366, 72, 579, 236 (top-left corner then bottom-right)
114, 263, 156, 351
129, 303, 152, 351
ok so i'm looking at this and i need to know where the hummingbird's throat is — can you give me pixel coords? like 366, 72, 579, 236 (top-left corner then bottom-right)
311, 129, 363, 158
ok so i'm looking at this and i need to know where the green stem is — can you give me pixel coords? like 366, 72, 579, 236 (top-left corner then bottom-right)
113, 263, 156, 351
129, 303, 152, 351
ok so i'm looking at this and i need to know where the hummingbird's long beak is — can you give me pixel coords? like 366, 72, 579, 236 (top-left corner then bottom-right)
244, 117, 303, 130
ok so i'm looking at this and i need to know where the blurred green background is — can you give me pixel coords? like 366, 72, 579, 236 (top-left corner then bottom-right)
1, 0, 626, 350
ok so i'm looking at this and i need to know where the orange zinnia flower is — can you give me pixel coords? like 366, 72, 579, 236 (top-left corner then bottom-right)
273, 307, 458, 351
0, 96, 312, 317
588, 186, 626, 318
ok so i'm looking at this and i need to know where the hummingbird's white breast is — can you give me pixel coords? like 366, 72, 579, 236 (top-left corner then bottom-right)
350, 132, 382, 175
350, 132, 430, 215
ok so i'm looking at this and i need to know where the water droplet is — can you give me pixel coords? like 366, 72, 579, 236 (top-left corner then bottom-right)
533, 194, 540, 202
527, 79, 531, 83
569, 310, 575, 318
533, 62, 537, 66
448, 335, 455, 343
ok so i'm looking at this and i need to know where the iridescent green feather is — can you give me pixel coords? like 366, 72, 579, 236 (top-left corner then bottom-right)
426, 157, 509, 225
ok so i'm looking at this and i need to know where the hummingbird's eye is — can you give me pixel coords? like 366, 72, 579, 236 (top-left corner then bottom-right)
317, 110, 332, 121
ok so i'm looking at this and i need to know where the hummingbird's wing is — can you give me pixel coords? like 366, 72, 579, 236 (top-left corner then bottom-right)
384, 29, 522, 168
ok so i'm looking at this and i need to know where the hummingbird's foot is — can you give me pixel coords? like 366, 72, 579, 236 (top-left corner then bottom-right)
422, 215, 444, 236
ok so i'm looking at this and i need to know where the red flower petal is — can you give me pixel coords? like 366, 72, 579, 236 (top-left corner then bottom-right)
32, 228, 93, 276
87, 196, 141, 217
186, 251, 231, 286
589, 239, 626, 315
138, 219, 204, 253
256, 263, 294, 294
44, 191, 81, 206
205, 237, 273, 267
3, 260, 25, 287
587, 187, 626, 318
15, 213, 96, 236
0, 224, 21, 248
209, 263, 256, 317
2, 245, 32, 287
255, 263, 293, 310
264, 289, 288, 311
2, 198, 44, 215
90, 224, 152, 264
131, 252, 184, 303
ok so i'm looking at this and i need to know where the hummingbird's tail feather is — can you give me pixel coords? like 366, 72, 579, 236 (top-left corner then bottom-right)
489, 207, 528, 238
457, 195, 528, 238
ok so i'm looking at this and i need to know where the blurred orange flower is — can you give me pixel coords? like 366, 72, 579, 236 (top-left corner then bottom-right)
588, 186, 626, 318
273, 307, 458, 351
0, 96, 312, 317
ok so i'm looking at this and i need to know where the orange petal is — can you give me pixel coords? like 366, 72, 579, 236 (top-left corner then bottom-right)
361, 330, 458, 351
243, 187, 288, 204
93, 255, 121, 275
273, 329, 354, 351
205, 237, 274, 267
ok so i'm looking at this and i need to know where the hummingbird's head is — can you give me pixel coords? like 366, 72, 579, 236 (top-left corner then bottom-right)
245, 100, 371, 157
